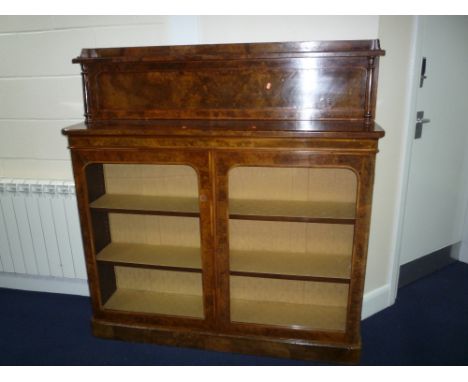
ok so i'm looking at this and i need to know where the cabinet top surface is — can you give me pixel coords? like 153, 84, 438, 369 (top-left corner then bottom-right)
73, 39, 385, 63
62, 119, 384, 139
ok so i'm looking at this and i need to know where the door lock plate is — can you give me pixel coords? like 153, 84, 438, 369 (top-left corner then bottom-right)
415, 111, 431, 139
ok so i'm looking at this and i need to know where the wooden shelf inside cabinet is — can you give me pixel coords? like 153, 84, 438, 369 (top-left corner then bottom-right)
104, 288, 204, 318
229, 199, 356, 224
230, 250, 351, 283
96, 243, 201, 273
89, 194, 199, 217
231, 298, 347, 331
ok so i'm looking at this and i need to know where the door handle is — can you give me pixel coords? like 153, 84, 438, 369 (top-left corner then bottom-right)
415, 111, 431, 139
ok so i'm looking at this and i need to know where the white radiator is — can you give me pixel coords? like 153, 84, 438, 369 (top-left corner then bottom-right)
0, 178, 88, 293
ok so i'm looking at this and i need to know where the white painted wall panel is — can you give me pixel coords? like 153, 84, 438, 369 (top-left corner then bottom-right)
0, 16, 54, 33
0, 34, 20, 75
50, 16, 166, 30
12, 29, 95, 77
198, 16, 379, 43
93, 24, 169, 48
0, 120, 74, 160
0, 77, 83, 119
0, 159, 73, 180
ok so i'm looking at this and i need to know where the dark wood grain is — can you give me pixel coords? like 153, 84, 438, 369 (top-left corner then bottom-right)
64, 39, 385, 364
97, 262, 117, 305
72, 40, 383, 124
84, 163, 105, 203
73, 40, 384, 62
92, 318, 361, 364
64, 119, 385, 138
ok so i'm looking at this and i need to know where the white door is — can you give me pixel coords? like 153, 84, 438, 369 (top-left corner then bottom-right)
400, 16, 468, 265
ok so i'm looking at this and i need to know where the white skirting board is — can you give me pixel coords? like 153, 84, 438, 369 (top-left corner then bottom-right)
361, 284, 392, 319
0, 272, 89, 296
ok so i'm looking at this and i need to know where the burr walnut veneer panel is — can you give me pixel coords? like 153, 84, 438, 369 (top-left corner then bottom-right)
63, 40, 385, 363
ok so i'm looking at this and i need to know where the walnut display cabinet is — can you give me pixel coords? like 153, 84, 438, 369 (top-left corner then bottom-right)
62, 40, 385, 363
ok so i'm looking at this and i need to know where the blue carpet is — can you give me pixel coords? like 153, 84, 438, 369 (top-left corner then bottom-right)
0, 261, 467, 365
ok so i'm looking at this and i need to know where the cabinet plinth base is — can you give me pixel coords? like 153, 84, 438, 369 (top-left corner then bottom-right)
91, 318, 361, 364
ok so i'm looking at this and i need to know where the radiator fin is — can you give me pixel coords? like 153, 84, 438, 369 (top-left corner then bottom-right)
0, 179, 86, 280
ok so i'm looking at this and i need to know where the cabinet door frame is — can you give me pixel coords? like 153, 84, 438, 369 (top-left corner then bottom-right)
214, 149, 376, 343
71, 148, 216, 330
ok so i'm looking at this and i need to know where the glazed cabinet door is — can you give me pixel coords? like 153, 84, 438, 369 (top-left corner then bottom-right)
214, 150, 375, 343
71, 148, 215, 330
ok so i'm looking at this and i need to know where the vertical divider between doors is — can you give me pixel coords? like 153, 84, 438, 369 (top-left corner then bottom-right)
212, 150, 232, 330
204, 149, 219, 328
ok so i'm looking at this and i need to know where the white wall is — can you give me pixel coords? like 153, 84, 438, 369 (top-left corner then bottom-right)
367, 16, 415, 289
0, 16, 175, 179
197, 16, 379, 42
0, 15, 416, 318
361, 16, 416, 312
